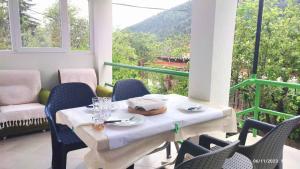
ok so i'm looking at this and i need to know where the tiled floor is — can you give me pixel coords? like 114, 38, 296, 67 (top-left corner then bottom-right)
1, 131, 300, 169
0, 132, 177, 169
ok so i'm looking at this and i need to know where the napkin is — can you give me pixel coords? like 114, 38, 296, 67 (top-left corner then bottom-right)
127, 97, 166, 111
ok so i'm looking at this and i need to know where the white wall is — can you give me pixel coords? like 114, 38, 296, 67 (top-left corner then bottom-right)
0, 52, 94, 89
92, 0, 112, 85
188, 0, 238, 106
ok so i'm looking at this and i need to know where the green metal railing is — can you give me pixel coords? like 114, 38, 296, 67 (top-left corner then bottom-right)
230, 75, 299, 136
105, 62, 299, 136
104, 62, 189, 77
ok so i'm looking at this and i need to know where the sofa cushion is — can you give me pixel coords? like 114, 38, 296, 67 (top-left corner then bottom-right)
59, 68, 97, 92
0, 103, 45, 126
0, 70, 42, 106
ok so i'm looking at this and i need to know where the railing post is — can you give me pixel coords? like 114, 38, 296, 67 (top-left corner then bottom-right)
253, 81, 261, 137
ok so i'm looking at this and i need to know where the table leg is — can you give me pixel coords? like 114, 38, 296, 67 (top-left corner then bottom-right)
127, 164, 134, 169
166, 142, 172, 159
156, 142, 180, 169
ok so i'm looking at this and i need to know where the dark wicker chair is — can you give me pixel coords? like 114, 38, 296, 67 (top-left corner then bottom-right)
174, 140, 240, 169
112, 79, 150, 102
198, 116, 300, 169
45, 83, 96, 169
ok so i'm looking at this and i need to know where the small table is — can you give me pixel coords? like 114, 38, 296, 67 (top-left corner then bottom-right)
56, 94, 237, 169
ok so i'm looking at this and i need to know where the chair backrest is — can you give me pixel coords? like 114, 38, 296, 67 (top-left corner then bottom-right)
45, 83, 96, 124
239, 116, 300, 169
175, 141, 239, 169
0, 70, 41, 106
58, 69, 97, 92
112, 79, 150, 101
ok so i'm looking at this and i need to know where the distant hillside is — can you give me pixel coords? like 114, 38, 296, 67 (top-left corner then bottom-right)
126, 1, 192, 40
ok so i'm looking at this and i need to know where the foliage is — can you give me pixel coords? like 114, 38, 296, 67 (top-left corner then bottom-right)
232, 0, 300, 140
0, 0, 11, 49
19, 0, 56, 47
127, 1, 192, 40
0, 0, 89, 49
113, 0, 300, 140
160, 34, 190, 57
112, 30, 189, 95
68, 6, 90, 50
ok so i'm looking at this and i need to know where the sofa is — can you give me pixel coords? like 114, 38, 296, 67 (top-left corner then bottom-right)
58, 68, 112, 97
0, 70, 50, 138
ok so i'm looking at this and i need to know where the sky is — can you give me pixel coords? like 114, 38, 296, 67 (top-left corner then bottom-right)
27, 0, 189, 29
112, 0, 190, 29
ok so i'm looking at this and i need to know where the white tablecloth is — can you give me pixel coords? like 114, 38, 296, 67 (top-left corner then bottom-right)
58, 95, 224, 149
56, 94, 237, 169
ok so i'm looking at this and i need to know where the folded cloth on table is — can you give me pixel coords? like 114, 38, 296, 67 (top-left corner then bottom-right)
127, 97, 166, 111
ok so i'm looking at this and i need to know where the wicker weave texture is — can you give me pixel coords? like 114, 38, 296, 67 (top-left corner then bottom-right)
175, 141, 239, 169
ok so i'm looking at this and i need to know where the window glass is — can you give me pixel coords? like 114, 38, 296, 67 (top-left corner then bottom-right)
19, 0, 61, 48
0, 0, 11, 50
68, 0, 90, 51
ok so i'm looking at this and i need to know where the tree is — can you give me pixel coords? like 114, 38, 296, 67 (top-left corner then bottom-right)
43, 3, 61, 47
68, 6, 90, 50
127, 32, 161, 65
19, 0, 42, 47
231, 0, 300, 139
0, 0, 11, 49
160, 34, 190, 57
42, 3, 90, 49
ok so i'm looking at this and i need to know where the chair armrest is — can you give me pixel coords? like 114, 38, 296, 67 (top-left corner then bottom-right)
175, 140, 210, 167
44, 109, 62, 143
238, 118, 276, 145
39, 89, 51, 105
96, 85, 113, 97
198, 134, 230, 149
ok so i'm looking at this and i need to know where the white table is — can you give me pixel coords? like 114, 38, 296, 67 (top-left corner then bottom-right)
56, 94, 237, 169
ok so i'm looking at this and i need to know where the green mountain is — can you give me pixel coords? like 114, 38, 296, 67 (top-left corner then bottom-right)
126, 1, 192, 40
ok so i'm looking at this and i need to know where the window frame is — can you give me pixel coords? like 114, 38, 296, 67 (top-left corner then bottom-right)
1, 0, 92, 53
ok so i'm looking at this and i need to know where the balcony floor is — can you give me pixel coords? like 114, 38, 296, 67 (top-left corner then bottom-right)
0, 131, 299, 169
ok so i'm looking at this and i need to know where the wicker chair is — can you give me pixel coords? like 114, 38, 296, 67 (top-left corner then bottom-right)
198, 116, 300, 169
45, 83, 96, 169
174, 140, 240, 169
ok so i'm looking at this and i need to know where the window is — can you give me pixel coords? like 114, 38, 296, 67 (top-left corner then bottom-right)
19, 0, 61, 48
68, 0, 90, 51
0, 0, 91, 52
0, 0, 11, 50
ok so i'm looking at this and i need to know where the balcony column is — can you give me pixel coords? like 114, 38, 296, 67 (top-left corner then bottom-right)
188, 0, 238, 106
92, 0, 112, 85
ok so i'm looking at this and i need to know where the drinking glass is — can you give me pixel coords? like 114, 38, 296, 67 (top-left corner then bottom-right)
91, 97, 112, 131
101, 97, 112, 120
92, 113, 105, 131
92, 97, 100, 113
